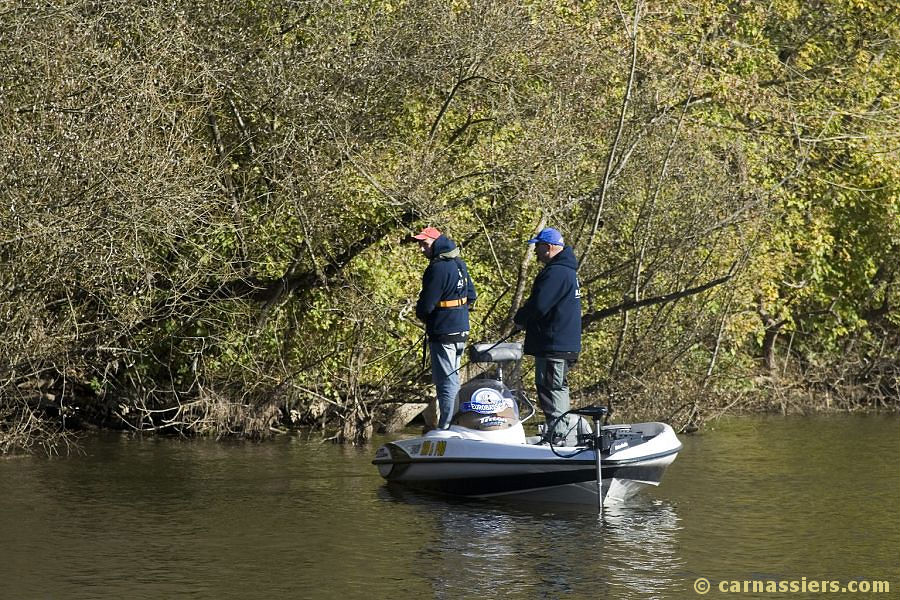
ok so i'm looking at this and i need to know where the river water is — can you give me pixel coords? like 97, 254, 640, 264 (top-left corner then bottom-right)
1, 415, 898, 599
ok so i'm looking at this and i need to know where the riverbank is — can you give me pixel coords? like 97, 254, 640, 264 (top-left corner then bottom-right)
3, 368, 898, 456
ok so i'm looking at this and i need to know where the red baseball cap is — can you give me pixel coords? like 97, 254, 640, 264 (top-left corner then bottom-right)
412, 226, 442, 241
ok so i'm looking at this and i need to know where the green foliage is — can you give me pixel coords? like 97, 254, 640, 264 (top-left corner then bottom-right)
2, 0, 898, 451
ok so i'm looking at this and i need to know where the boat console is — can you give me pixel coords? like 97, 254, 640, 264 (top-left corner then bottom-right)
450, 342, 528, 432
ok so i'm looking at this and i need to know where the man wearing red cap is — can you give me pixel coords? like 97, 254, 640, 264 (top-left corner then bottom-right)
413, 226, 477, 429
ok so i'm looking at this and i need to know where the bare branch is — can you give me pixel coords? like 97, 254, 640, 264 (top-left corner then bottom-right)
582, 267, 735, 329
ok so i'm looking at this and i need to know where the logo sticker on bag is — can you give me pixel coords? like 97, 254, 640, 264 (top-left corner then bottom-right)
460, 388, 506, 414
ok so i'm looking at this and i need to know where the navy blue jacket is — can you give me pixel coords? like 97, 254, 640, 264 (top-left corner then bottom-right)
513, 245, 582, 356
416, 236, 477, 337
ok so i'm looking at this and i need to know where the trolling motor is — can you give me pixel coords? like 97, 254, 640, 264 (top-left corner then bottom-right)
571, 405, 610, 516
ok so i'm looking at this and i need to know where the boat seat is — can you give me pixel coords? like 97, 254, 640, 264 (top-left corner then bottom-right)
469, 342, 523, 363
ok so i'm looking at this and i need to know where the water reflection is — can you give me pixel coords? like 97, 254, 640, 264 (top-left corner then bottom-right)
2, 416, 897, 600
380, 485, 683, 599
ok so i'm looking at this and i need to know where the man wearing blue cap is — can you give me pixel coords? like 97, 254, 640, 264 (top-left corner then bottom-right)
513, 227, 582, 445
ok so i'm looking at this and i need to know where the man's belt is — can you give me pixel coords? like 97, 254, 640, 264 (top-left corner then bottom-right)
437, 297, 468, 308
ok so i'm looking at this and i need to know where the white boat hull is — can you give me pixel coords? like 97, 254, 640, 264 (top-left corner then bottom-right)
373, 422, 681, 505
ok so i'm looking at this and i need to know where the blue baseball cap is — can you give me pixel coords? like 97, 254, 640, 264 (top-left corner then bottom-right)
526, 227, 564, 246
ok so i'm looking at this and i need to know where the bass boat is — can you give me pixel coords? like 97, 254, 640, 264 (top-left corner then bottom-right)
373, 342, 682, 506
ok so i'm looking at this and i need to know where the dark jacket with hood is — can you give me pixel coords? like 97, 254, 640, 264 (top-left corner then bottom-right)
513, 245, 582, 356
416, 235, 477, 340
